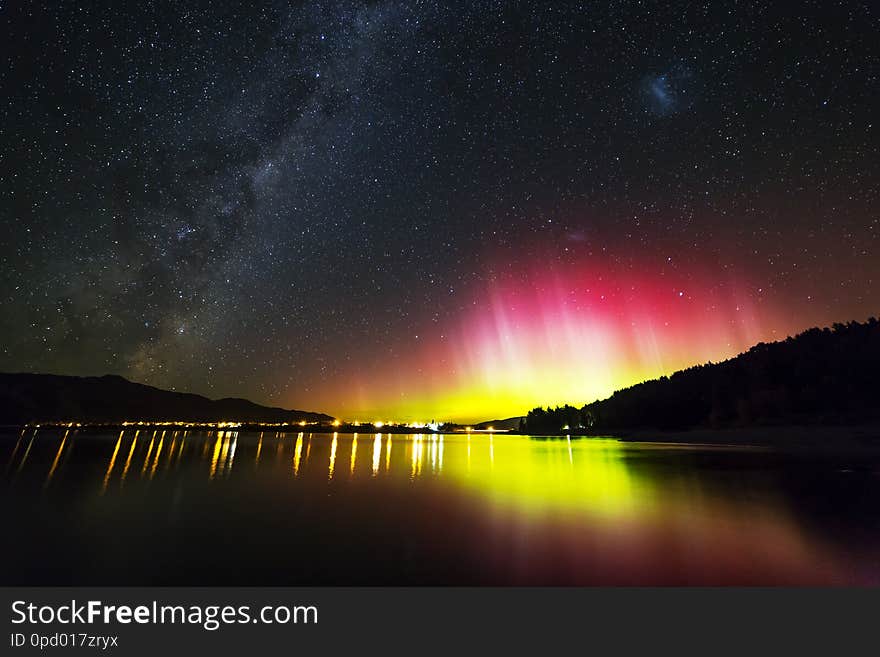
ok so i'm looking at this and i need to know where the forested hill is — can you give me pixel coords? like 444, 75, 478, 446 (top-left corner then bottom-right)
522, 318, 880, 435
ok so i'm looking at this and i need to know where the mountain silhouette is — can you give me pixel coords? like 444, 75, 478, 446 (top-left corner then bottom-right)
0, 373, 333, 425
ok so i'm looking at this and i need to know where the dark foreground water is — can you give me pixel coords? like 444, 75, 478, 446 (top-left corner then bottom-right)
2, 428, 879, 585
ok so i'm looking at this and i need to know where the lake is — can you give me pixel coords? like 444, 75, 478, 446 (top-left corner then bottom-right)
2, 428, 879, 585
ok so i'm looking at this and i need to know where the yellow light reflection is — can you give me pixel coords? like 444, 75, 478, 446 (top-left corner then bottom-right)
218, 432, 231, 474
328, 433, 338, 479
209, 431, 224, 479
225, 433, 237, 475
372, 433, 381, 475
385, 434, 392, 472
165, 434, 178, 468
446, 436, 638, 518
293, 433, 303, 476
149, 431, 166, 479
410, 434, 424, 479
120, 432, 139, 485
350, 433, 358, 475
99, 430, 122, 493
45, 429, 71, 486
16, 430, 37, 473
175, 431, 186, 465
6, 429, 26, 473
141, 431, 157, 476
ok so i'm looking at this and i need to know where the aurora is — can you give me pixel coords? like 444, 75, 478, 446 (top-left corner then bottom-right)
298, 255, 813, 423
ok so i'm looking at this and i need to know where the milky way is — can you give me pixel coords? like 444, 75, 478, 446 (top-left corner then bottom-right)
1, 2, 878, 421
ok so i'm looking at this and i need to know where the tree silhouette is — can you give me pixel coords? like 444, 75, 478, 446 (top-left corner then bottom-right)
522, 317, 880, 434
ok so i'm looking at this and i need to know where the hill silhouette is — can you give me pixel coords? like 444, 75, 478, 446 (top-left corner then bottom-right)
0, 373, 333, 425
473, 416, 524, 431
523, 318, 880, 435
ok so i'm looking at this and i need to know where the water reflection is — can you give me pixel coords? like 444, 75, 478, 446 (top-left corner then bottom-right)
328, 432, 338, 479
7, 429, 649, 511
453, 436, 638, 516
175, 432, 187, 463
3, 429, 880, 585
99, 431, 122, 493
17, 430, 37, 474
372, 433, 381, 475
5, 430, 26, 475
46, 429, 71, 487
141, 432, 156, 477
226, 434, 237, 475
209, 433, 222, 478
0, 429, 797, 513
293, 433, 304, 476
149, 431, 165, 479
120, 431, 139, 485
411, 434, 422, 478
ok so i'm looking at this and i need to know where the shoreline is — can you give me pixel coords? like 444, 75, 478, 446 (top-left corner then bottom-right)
606, 423, 880, 448
4, 422, 880, 449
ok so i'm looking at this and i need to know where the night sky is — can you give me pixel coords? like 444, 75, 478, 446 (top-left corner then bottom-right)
2, 2, 878, 422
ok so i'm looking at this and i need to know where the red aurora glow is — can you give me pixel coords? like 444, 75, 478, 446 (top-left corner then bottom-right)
306, 256, 808, 423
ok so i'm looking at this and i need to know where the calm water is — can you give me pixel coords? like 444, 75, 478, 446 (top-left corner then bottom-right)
2, 428, 879, 585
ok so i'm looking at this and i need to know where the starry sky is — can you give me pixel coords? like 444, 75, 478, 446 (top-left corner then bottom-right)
1, 2, 878, 422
